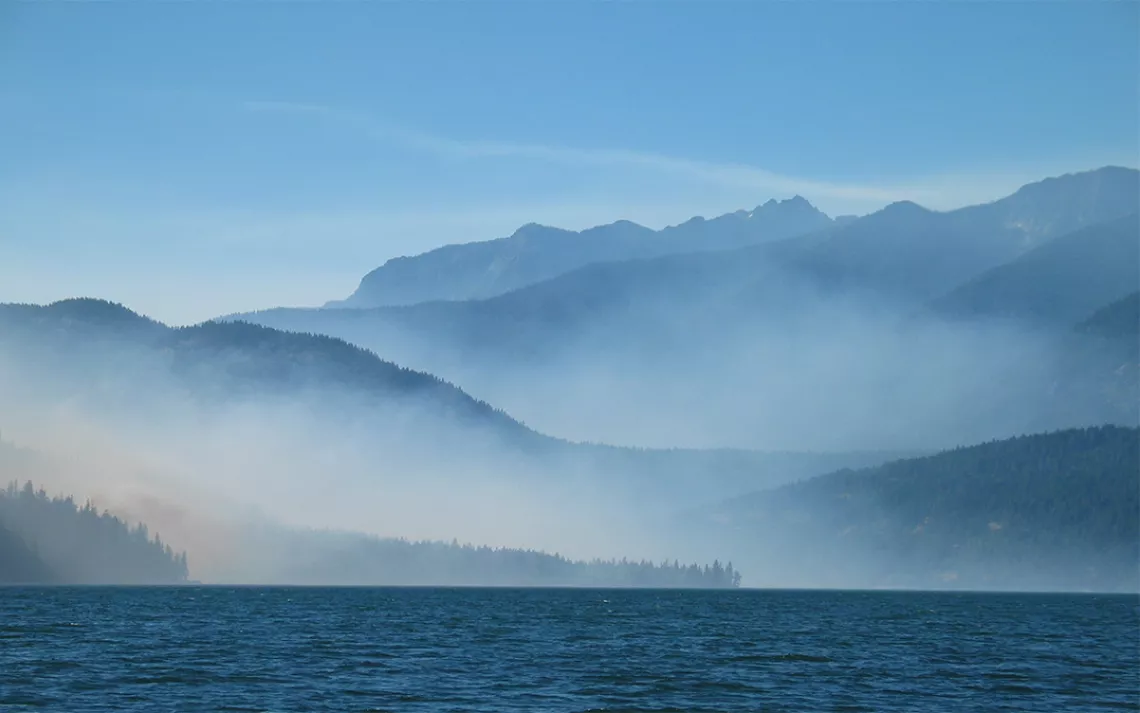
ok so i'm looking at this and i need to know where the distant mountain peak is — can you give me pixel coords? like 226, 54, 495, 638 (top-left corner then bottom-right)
969, 165, 1140, 246
844, 199, 934, 232
1035, 164, 1135, 183
50, 297, 131, 311
511, 222, 557, 239
610, 219, 643, 229
44, 298, 156, 326
0, 299, 162, 339
999, 165, 1139, 203
750, 195, 827, 219
881, 199, 931, 214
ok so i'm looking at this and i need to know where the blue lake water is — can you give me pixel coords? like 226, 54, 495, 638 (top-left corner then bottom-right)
1, 587, 1136, 712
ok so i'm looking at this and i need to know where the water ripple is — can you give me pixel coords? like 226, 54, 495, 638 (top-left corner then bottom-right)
0, 587, 1136, 712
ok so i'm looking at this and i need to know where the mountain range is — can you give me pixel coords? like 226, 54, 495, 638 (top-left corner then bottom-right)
0, 298, 904, 510
230, 166, 1139, 451
333, 195, 834, 307
252, 166, 1140, 334
2, 165, 1137, 588
332, 165, 1138, 309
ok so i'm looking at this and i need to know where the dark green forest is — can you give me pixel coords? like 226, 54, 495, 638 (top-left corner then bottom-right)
270, 530, 742, 588
0, 482, 189, 584
703, 426, 1140, 591
1079, 291, 1140, 340
0, 522, 54, 584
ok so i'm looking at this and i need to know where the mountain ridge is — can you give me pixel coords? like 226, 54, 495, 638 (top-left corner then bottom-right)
334, 166, 1138, 311
335, 195, 834, 307
1078, 291, 1140, 340
222, 167, 1139, 453
232, 168, 1140, 369
0, 298, 908, 507
692, 425, 1140, 592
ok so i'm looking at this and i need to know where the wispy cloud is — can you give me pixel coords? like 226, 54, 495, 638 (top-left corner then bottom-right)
244, 99, 1131, 214
242, 99, 934, 209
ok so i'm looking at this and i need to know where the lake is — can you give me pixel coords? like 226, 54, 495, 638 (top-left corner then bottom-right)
1, 587, 1136, 711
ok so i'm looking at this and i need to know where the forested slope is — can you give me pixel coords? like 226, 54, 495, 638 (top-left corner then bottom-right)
0, 482, 189, 584
700, 426, 1140, 591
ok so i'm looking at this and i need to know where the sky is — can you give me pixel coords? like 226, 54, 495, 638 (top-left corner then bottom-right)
1, 1, 1137, 325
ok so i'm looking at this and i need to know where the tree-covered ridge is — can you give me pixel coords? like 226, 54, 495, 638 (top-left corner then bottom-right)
167, 319, 529, 436
0, 522, 54, 584
0, 298, 908, 498
266, 530, 742, 588
0, 299, 532, 439
706, 426, 1140, 591
0, 299, 501, 408
0, 482, 189, 584
0, 298, 163, 330
1078, 291, 1140, 340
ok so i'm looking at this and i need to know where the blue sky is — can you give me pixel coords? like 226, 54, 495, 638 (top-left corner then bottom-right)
1, 1, 1137, 324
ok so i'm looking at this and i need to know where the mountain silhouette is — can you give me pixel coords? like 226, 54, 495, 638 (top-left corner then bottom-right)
336, 196, 833, 307
694, 425, 1140, 592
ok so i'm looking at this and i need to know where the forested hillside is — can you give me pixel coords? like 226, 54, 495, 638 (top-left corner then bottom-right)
0, 299, 518, 428
0, 299, 902, 507
698, 426, 1140, 592
0, 482, 189, 584
1079, 291, 1140, 340
0, 523, 54, 584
